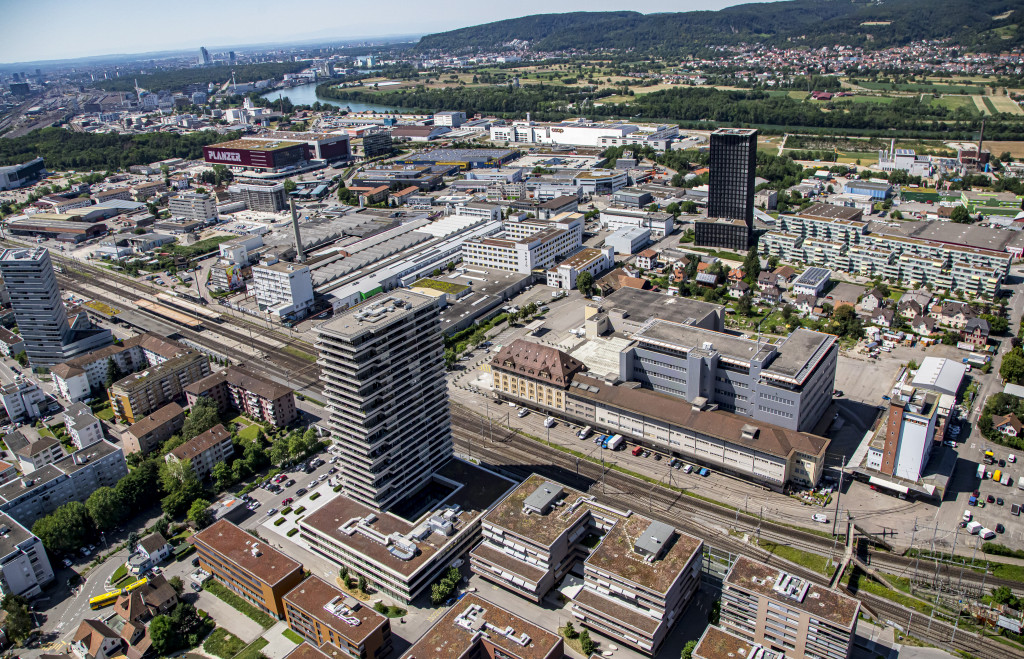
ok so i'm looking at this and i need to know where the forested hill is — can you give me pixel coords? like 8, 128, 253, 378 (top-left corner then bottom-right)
415, 0, 1024, 53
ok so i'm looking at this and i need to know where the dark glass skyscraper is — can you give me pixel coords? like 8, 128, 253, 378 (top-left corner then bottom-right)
696, 128, 757, 250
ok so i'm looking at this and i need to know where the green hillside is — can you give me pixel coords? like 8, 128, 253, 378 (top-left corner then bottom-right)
416, 0, 1022, 54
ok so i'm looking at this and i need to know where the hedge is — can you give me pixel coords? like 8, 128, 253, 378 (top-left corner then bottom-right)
274, 517, 286, 526
287, 528, 299, 537
294, 506, 305, 514
310, 492, 321, 500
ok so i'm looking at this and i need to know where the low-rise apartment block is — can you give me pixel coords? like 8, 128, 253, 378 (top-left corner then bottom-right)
762, 203, 1014, 296
122, 402, 184, 455
283, 576, 392, 659
192, 519, 304, 619
470, 475, 702, 654
0, 510, 54, 598
0, 377, 46, 423
693, 625, 784, 659
399, 593, 563, 659
721, 556, 859, 659
165, 423, 234, 481
53, 333, 188, 403
0, 440, 127, 527
185, 366, 297, 427
108, 345, 210, 424
5, 426, 65, 473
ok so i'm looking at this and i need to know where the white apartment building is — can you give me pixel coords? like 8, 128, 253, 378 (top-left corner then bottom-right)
0, 511, 54, 599
463, 213, 585, 274
0, 378, 46, 422
63, 402, 104, 449
252, 260, 314, 321
0, 440, 128, 528
600, 208, 675, 237
546, 247, 614, 290
168, 192, 218, 223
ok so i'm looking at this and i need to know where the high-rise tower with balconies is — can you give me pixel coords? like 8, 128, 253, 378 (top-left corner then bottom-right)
315, 290, 451, 511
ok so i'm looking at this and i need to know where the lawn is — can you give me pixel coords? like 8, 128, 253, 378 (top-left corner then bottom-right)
233, 638, 269, 659
204, 580, 277, 628
110, 564, 128, 583
282, 346, 317, 363
236, 425, 262, 442
203, 628, 247, 659
411, 278, 469, 295
752, 538, 833, 575
282, 629, 304, 644
932, 95, 977, 111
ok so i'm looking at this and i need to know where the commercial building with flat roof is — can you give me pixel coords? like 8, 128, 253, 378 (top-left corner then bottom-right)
283, 576, 391, 659
252, 261, 315, 322
299, 460, 515, 604
399, 593, 562, 659
397, 148, 517, 170
168, 192, 218, 223
203, 139, 307, 170
192, 519, 304, 618
546, 246, 614, 290
228, 181, 287, 212
315, 290, 451, 511
721, 556, 859, 659
462, 212, 584, 274
243, 131, 349, 161
865, 388, 938, 482
351, 165, 443, 191
0, 158, 45, 191
693, 625, 784, 659
471, 475, 702, 655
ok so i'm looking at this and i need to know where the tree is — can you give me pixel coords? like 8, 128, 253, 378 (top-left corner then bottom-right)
742, 247, 761, 284
160, 460, 204, 517
982, 314, 1009, 334
187, 499, 213, 529
358, 574, 368, 593
32, 501, 93, 553
2, 596, 33, 645
576, 271, 595, 297
950, 205, 972, 223
737, 293, 753, 317
104, 358, 124, 388
181, 397, 220, 440
212, 462, 233, 491
86, 486, 124, 531
579, 629, 595, 655
169, 576, 184, 595
681, 639, 698, 659
283, 179, 297, 194
149, 615, 177, 655
563, 621, 577, 639
1000, 349, 1024, 385
340, 566, 349, 583
832, 305, 863, 340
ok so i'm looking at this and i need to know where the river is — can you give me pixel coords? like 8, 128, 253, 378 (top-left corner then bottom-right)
259, 82, 398, 113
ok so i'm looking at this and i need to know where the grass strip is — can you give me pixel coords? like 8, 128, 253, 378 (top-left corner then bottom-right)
203, 628, 246, 659
282, 629, 304, 644
204, 579, 276, 628
232, 638, 269, 659
283, 346, 317, 363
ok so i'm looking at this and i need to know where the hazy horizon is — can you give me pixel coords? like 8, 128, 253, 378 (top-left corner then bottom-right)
0, 0, 769, 66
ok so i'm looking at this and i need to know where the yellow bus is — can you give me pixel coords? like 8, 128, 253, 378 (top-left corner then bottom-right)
124, 577, 148, 593
89, 590, 122, 610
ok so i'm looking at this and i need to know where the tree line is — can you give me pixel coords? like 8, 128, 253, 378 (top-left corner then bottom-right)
0, 128, 240, 171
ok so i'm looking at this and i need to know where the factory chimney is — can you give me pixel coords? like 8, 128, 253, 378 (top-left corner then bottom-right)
978, 118, 986, 156
289, 197, 306, 263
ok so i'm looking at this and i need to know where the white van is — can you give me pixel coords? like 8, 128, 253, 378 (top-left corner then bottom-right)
578, 426, 592, 440
980, 528, 997, 540
544, 416, 556, 428
966, 521, 982, 535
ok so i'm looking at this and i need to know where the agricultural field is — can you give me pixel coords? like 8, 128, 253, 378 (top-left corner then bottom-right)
974, 95, 994, 115
931, 95, 976, 111
988, 95, 1024, 115
983, 141, 1024, 158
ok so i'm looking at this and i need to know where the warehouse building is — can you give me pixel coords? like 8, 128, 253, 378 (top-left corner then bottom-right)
203, 138, 307, 171
396, 148, 517, 170
351, 165, 443, 191
0, 158, 45, 191
242, 131, 349, 161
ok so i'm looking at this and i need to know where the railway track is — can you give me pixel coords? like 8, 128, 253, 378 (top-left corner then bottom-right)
54, 265, 325, 395
451, 405, 1024, 658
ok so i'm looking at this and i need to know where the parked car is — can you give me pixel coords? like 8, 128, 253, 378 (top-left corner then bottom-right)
191, 557, 200, 567
62, 558, 72, 567
285, 479, 295, 487
295, 489, 307, 497
997, 497, 1004, 506
517, 408, 529, 418
282, 497, 294, 506
698, 468, 709, 477
987, 494, 996, 503
266, 508, 278, 516
996, 523, 1006, 534
812, 513, 829, 523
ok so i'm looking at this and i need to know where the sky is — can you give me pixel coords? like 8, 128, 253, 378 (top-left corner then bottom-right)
0, 0, 764, 64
